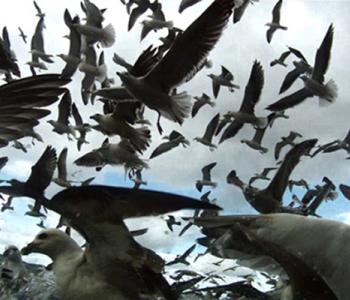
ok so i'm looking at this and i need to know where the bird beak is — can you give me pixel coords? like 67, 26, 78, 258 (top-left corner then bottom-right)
21, 242, 40, 255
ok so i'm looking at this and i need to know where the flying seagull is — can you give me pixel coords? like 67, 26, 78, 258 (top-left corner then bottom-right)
193, 213, 349, 300
240, 139, 317, 214
219, 61, 266, 143
265, 0, 287, 43
208, 66, 239, 98
0, 146, 56, 215
21, 185, 220, 299
194, 113, 220, 150
117, 0, 234, 133
274, 131, 303, 160
267, 24, 337, 111
270, 49, 290, 67
18, 27, 27, 44
191, 93, 215, 118
196, 162, 217, 192
248, 167, 277, 186
149, 130, 189, 159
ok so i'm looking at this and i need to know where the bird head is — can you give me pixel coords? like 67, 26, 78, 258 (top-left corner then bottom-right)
90, 114, 102, 122
21, 229, 79, 261
3, 245, 22, 262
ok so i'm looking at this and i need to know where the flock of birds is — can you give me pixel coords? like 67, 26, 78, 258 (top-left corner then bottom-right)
0, 0, 348, 299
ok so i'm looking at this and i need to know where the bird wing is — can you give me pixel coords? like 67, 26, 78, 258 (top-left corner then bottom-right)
239, 60, 264, 114
72, 103, 83, 126
265, 139, 317, 202
202, 162, 216, 181
219, 120, 244, 143
179, 0, 203, 13
26, 146, 57, 192
57, 90, 72, 125
128, 5, 148, 31
130, 46, 159, 77
339, 184, 350, 201
279, 68, 303, 94
312, 24, 334, 83
266, 27, 276, 44
145, 0, 234, 92
279, 50, 291, 62
343, 129, 350, 144
266, 88, 312, 111
31, 17, 45, 53
202, 113, 220, 143
288, 46, 307, 62
149, 139, 178, 159
57, 148, 68, 181
212, 79, 220, 99
191, 99, 205, 118
233, 0, 250, 24
221, 65, 233, 81
272, 0, 282, 23
33, 0, 43, 15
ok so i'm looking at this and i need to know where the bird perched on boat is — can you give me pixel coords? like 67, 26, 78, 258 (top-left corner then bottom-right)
194, 113, 220, 151
193, 213, 349, 300
208, 66, 239, 98
21, 185, 220, 300
220, 61, 266, 143
267, 24, 337, 111
265, 0, 287, 43
117, 0, 234, 133
196, 162, 217, 192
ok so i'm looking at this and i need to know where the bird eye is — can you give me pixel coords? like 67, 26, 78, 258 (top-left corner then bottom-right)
37, 233, 48, 239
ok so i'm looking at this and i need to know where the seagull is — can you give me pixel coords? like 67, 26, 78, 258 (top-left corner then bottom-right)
165, 215, 181, 232
73, 0, 115, 48
72, 103, 91, 151
0, 146, 56, 215
219, 61, 266, 143
194, 113, 220, 150
270, 49, 290, 67
267, 24, 337, 111
127, 0, 161, 31
226, 170, 248, 191
166, 244, 196, 266
274, 131, 303, 160
191, 93, 215, 118
28, 17, 53, 72
75, 138, 149, 173
18, 27, 27, 44
140, 4, 173, 41
11, 140, 30, 153
47, 90, 77, 140
90, 112, 151, 153
52, 148, 71, 188
57, 10, 81, 79
288, 179, 309, 192
33, 0, 45, 18
241, 139, 317, 214
312, 128, 350, 157
0, 27, 20, 78
21, 185, 220, 299
240, 112, 278, 153
248, 167, 277, 186
193, 213, 349, 300
118, 0, 234, 133
208, 66, 240, 98
149, 130, 189, 159
265, 0, 287, 43
196, 162, 217, 192
278, 46, 313, 94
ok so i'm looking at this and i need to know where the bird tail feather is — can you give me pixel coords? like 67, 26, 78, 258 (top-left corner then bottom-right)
100, 23, 115, 48
319, 79, 338, 106
169, 92, 192, 125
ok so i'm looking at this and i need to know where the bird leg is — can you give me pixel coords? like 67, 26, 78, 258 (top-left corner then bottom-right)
156, 111, 163, 135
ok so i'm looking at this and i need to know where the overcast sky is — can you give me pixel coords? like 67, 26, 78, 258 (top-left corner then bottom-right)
0, 0, 350, 271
